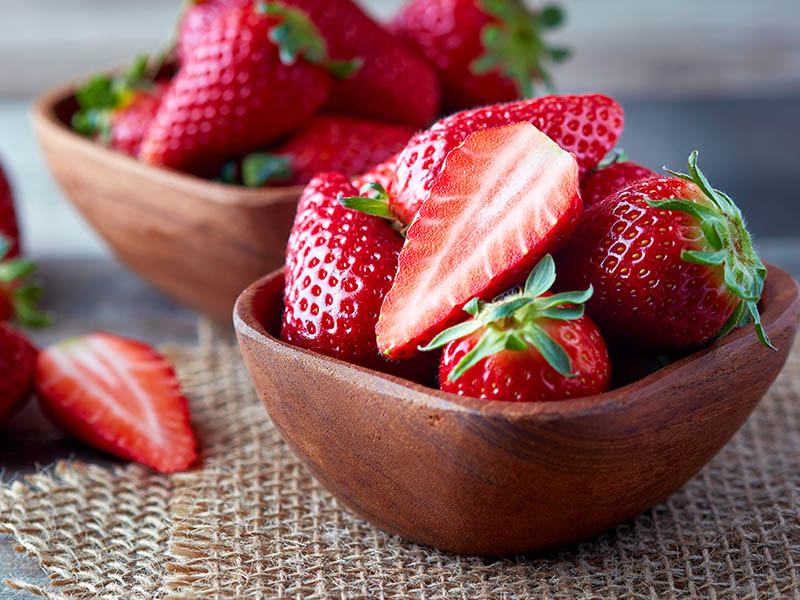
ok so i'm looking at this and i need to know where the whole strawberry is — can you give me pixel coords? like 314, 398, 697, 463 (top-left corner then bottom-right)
140, 3, 352, 172
391, 94, 624, 225
239, 116, 413, 186
423, 255, 610, 402
281, 172, 404, 369
0, 162, 20, 257
0, 323, 37, 424
392, 0, 569, 111
557, 151, 772, 352
353, 153, 398, 196
72, 56, 167, 157
581, 159, 657, 208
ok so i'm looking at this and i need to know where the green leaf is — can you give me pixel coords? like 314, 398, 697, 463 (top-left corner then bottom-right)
339, 196, 394, 219
324, 57, 363, 80
700, 218, 724, 250
522, 323, 574, 377
646, 197, 718, 221
13, 283, 53, 329
539, 5, 565, 27
463, 297, 482, 317
533, 286, 593, 310
747, 301, 775, 351
241, 153, 294, 187
0, 259, 37, 283
547, 46, 571, 62
482, 297, 532, 323
524, 254, 556, 298
448, 329, 508, 381
538, 305, 584, 320
420, 319, 483, 352
680, 249, 725, 266
358, 182, 388, 199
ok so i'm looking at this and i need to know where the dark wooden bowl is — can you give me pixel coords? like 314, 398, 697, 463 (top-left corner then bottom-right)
234, 265, 800, 556
32, 80, 304, 321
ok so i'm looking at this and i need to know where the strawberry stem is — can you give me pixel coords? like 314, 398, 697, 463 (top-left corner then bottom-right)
649, 151, 773, 350
340, 183, 409, 236
421, 254, 592, 381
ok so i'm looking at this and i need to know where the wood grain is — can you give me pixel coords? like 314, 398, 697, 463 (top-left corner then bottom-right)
31, 81, 303, 321
235, 265, 800, 555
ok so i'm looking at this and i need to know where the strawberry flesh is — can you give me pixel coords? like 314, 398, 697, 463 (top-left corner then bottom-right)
377, 122, 582, 359
35, 333, 197, 473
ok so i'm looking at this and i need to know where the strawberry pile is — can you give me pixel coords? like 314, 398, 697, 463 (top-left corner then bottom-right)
280, 93, 774, 403
71, 0, 572, 186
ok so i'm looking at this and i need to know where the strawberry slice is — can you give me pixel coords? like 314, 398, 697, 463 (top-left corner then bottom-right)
376, 122, 582, 359
35, 333, 197, 473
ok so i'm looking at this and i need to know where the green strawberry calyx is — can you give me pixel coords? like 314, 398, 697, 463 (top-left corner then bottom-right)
648, 151, 773, 350
71, 54, 155, 142
0, 237, 53, 328
259, 2, 363, 79
340, 183, 410, 237
472, 1, 570, 98
420, 254, 592, 381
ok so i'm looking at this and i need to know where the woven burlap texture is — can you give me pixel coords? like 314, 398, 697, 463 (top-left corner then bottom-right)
1, 328, 798, 600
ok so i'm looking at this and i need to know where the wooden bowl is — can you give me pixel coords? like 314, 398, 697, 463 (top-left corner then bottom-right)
32, 80, 304, 321
234, 264, 800, 556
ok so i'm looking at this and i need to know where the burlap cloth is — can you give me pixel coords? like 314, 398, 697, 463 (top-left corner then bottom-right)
1, 324, 798, 600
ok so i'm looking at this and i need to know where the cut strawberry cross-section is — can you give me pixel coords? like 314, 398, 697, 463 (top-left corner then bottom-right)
35, 333, 197, 473
376, 121, 582, 359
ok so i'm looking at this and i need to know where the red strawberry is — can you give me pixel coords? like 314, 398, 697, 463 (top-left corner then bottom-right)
423, 255, 610, 402
240, 116, 413, 186
376, 122, 582, 359
35, 333, 197, 473
72, 56, 167, 157
392, 94, 624, 225
581, 160, 657, 208
107, 83, 168, 157
0, 324, 37, 424
177, 0, 249, 64
281, 172, 406, 370
0, 162, 20, 257
353, 153, 398, 194
557, 151, 772, 353
279, 0, 441, 127
392, 0, 569, 111
140, 3, 348, 172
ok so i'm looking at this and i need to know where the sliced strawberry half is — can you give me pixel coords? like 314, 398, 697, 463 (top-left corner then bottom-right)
35, 333, 197, 473
376, 122, 582, 359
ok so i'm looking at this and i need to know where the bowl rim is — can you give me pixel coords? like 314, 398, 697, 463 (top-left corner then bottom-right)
31, 75, 306, 208
234, 263, 800, 421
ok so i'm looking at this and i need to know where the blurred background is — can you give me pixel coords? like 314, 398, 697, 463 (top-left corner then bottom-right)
1, 0, 799, 258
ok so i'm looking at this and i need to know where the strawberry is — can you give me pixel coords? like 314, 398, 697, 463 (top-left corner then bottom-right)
72, 56, 167, 157
35, 333, 197, 473
423, 255, 609, 402
376, 122, 582, 359
177, 0, 250, 64
239, 116, 413, 186
140, 3, 355, 173
556, 151, 772, 353
0, 162, 20, 257
353, 153, 398, 194
281, 172, 405, 370
281, 0, 441, 127
391, 93, 624, 225
0, 238, 51, 328
392, 0, 569, 111
0, 324, 37, 424
581, 159, 657, 208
